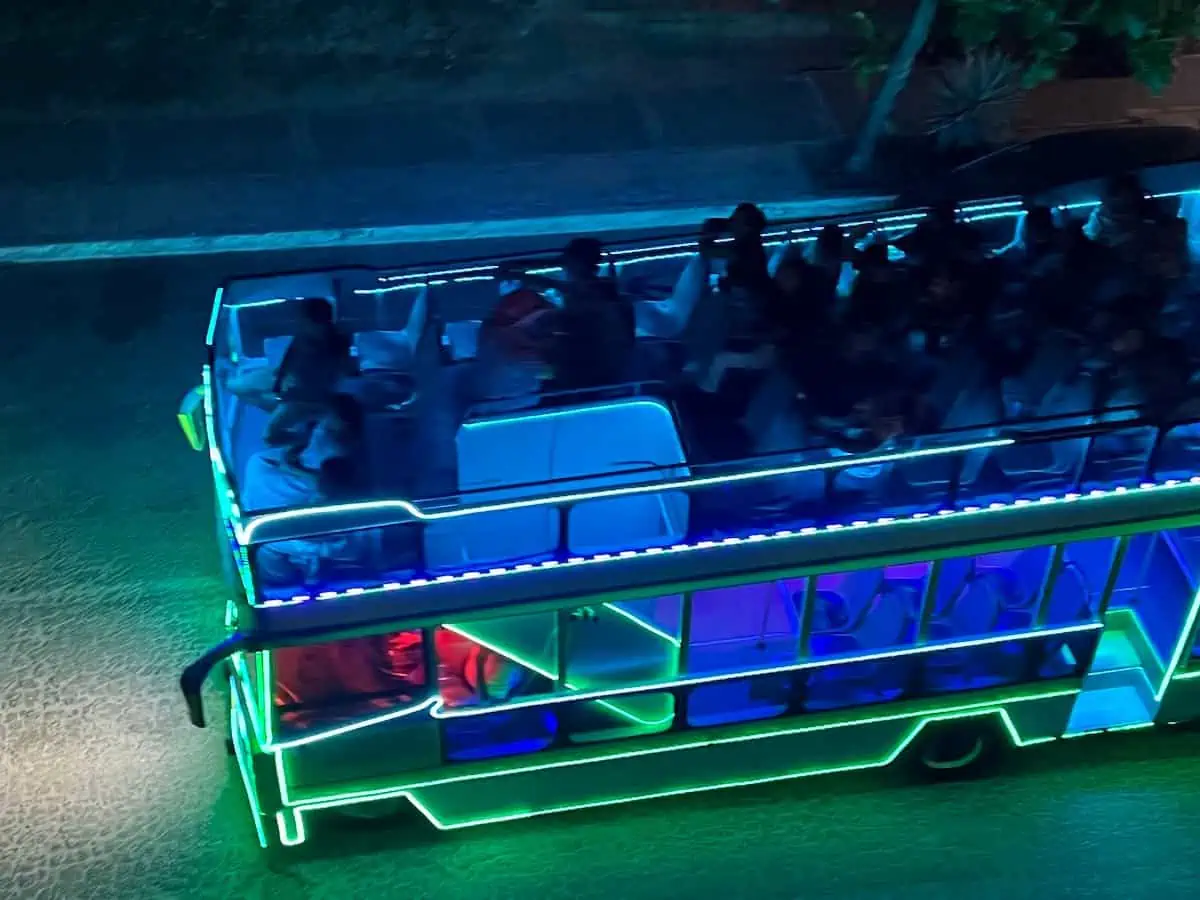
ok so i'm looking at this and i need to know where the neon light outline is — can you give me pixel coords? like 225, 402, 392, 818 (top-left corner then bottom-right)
430, 621, 1100, 720
1155, 585, 1200, 701
242, 567, 1189, 845
229, 679, 270, 848
441, 623, 676, 728
240, 618, 1098, 750
239, 435, 1011, 544
272, 691, 1071, 845
253, 477, 1200, 608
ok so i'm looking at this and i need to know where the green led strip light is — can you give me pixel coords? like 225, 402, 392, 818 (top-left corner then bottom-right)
249, 620, 1098, 751
228, 680, 270, 849
272, 689, 1072, 845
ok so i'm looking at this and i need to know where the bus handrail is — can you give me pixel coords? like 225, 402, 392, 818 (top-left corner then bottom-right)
240, 403, 1185, 540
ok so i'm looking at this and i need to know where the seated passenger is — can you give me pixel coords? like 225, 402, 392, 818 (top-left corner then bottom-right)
242, 446, 373, 585
1094, 310, 1195, 418
701, 203, 775, 309
265, 298, 357, 458
908, 261, 982, 355
892, 199, 983, 270
845, 242, 912, 336
797, 326, 921, 451
1087, 173, 1162, 259
1001, 205, 1062, 278
499, 238, 635, 392
484, 282, 558, 360
798, 226, 845, 308
772, 256, 837, 347
299, 393, 368, 478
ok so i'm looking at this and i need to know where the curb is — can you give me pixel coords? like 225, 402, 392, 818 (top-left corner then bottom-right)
0, 195, 894, 265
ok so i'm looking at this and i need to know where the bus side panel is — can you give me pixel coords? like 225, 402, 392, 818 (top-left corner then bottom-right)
280, 716, 442, 791
406, 690, 1076, 829
1157, 675, 1200, 725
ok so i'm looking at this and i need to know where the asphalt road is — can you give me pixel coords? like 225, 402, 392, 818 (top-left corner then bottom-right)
2, 245, 1200, 900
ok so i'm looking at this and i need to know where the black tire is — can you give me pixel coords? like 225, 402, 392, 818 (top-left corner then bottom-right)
910, 719, 1003, 781
224, 737, 237, 757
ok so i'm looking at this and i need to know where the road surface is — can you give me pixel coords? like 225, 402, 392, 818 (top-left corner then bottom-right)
2, 245, 1199, 900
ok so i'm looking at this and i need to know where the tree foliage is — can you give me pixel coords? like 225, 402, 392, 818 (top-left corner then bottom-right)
853, 0, 1200, 92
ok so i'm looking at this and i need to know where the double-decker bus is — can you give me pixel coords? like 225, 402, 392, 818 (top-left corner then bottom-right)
178, 165, 1200, 852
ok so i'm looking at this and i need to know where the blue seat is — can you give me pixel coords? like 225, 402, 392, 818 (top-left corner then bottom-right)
995, 377, 1097, 496
984, 546, 1052, 631
443, 709, 558, 762
805, 585, 915, 710
895, 380, 1004, 511
1154, 421, 1200, 480
924, 577, 1014, 692
687, 581, 800, 727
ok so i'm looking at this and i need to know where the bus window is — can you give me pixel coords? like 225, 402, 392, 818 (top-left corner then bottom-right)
685, 580, 801, 727
435, 613, 558, 762
922, 543, 1101, 697
273, 629, 428, 733
1105, 529, 1200, 674
565, 595, 682, 743
803, 564, 930, 712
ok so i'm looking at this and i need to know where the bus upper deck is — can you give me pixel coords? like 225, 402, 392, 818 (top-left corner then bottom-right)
193, 166, 1200, 624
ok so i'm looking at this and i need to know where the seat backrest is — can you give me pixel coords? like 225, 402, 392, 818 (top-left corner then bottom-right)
943, 577, 1002, 638
551, 400, 690, 553
1043, 564, 1092, 625
853, 587, 911, 650
353, 286, 429, 372
634, 253, 709, 339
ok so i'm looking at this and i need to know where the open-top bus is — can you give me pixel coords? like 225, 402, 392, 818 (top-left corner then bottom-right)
179, 165, 1200, 851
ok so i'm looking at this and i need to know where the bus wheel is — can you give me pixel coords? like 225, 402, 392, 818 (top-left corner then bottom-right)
911, 721, 1001, 780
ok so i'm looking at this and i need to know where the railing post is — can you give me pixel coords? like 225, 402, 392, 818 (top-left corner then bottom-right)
674, 591, 693, 729
1095, 536, 1131, 622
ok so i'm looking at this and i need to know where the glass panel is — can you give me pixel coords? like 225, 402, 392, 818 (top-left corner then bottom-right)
436, 613, 558, 762
565, 596, 682, 743
272, 629, 428, 734
1059, 538, 1115, 621
686, 580, 802, 727
922, 544, 1102, 697
1080, 424, 1155, 490
1107, 529, 1200, 670
804, 564, 928, 712
253, 523, 420, 602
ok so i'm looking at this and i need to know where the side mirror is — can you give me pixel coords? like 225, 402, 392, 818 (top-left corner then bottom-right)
177, 384, 207, 452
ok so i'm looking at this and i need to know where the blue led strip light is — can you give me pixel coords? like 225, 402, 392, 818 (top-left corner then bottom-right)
253, 476, 1200, 608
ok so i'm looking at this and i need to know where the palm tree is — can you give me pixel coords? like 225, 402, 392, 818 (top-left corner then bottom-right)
846, 0, 940, 174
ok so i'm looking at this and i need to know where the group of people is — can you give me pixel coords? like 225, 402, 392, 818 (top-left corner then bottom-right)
482, 177, 1200, 459
242, 173, 1200, 579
